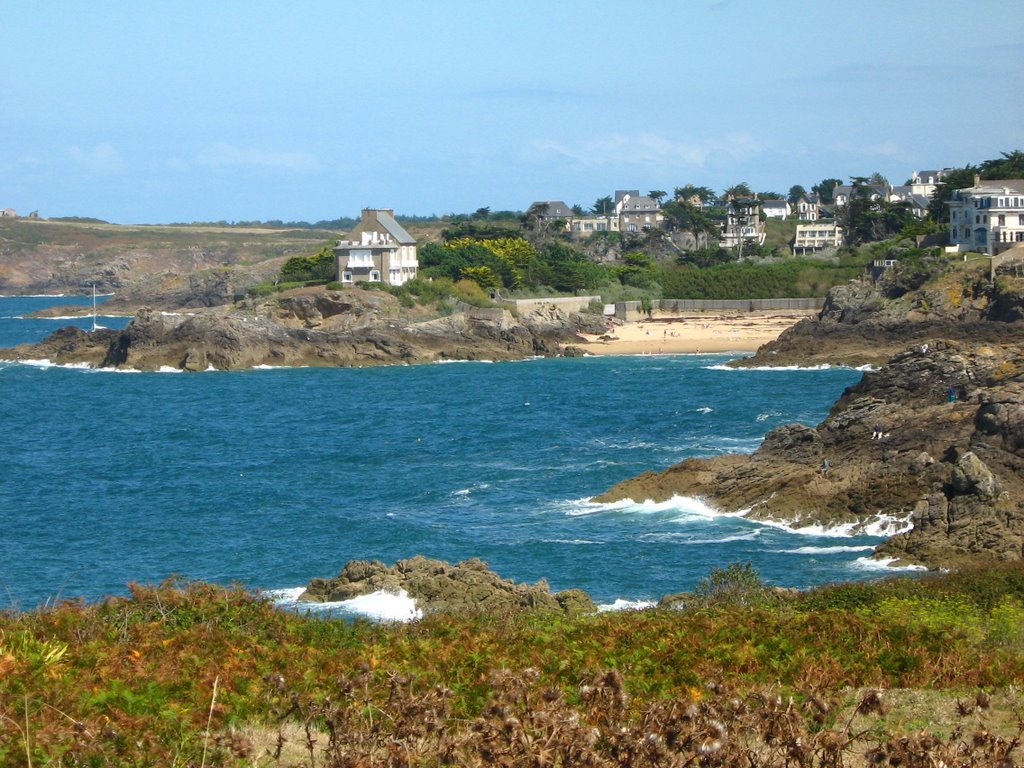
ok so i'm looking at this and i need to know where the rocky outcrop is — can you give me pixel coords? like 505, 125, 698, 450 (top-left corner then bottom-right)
1, 287, 603, 370
595, 342, 1024, 568
300, 556, 596, 615
735, 261, 1024, 368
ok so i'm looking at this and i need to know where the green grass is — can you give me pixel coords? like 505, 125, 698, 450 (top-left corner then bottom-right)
1, 564, 1024, 765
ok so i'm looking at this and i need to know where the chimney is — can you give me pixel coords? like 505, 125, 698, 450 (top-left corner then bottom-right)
974, 174, 981, 188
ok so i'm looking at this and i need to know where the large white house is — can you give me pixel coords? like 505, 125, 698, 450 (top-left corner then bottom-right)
793, 222, 843, 255
333, 208, 418, 286
947, 177, 1024, 256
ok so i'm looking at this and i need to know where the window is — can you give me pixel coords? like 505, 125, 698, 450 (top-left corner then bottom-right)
998, 215, 1005, 226
342, 271, 353, 282
370, 270, 381, 282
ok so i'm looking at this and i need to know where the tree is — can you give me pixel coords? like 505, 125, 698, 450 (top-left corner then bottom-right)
787, 184, 807, 204
869, 172, 889, 188
660, 200, 720, 249
460, 265, 501, 290
673, 184, 716, 205
473, 207, 491, 220
571, 203, 584, 216
837, 177, 915, 245
648, 190, 667, 204
723, 182, 753, 198
592, 196, 614, 216
812, 178, 842, 204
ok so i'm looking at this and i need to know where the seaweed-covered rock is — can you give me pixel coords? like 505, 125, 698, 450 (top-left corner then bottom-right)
299, 556, 596, 616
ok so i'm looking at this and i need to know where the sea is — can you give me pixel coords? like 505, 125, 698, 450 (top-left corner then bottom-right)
0, 294, 918, 620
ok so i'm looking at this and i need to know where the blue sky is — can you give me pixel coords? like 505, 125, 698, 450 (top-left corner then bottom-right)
2, 1, 1022, 224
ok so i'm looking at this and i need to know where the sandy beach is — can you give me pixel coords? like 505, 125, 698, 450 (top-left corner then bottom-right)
571, 309, 817, 355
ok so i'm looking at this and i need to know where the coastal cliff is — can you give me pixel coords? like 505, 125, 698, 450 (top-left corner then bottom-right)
735, 257, 1024, 368
0, 286, 604, 370
597, 258, 1024, 569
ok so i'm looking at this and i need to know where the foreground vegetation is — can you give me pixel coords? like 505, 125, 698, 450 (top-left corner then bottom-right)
2, 564, 1023, 766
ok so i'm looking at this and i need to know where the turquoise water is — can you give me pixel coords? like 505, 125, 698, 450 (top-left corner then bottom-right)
0, 295, 895, 614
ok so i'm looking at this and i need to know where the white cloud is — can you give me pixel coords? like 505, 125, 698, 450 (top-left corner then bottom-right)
196, 143, 320, 173
530, 132, 767, 169
68, 143, 124, 174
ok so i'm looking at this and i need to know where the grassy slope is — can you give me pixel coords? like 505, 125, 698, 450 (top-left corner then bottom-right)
1, 565, 1023, 766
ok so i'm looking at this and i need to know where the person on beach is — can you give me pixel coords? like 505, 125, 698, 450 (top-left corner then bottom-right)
948, 385, 957, 402
820, 458, 830, 478
872, 423, 884, 440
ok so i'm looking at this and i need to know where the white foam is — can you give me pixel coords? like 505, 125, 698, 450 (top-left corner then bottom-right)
779, 545, 877, 555
541, 538, 601, 545
640, 530, 762, 544
269, 587, 423, 622
157, 366, 183, 373
705, 363, 838, 372
571, 494, 741, 521
851, 556, 926, 572
597, 599, 657, 613
861, 514, 913, 537
16, 358, 93, 370
696, 406, 713, 414
0, 293, 67, 297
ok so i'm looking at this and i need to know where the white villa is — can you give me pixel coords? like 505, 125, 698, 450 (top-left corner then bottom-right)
333, 208, 418, 286
761, 199, 791, 220
793, 222, 843, 255
947, 177, 1024, 256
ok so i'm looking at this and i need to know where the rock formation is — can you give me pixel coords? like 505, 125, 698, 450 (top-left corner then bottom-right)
300, 556, 596, 615
0, 287, 606, 370
595, 340, 1024, 569
736, 259, 1024, 368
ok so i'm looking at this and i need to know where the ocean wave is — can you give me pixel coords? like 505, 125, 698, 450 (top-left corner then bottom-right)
433, 359, 495, 365
746, 512, 911, 539
269, 587, 422, 622
540, 538, 602, 545
570, 494, 741, 522
756, 410, 782, 422
696, 406, 713, 414
12, 358, 93, 370
778, 545, 876, 555
639, 529, 762, 544
597, 599, 657, 613
705, 363, 840, 372
851, 556, 926, 572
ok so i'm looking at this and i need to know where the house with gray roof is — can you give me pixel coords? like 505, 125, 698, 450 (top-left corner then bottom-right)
832, 184, 890, 207
528, 201, 575, 220
761, 199, 791, 220
333, 208, 418, 287
948, 177, 1024, 256
615, 192, 662, 232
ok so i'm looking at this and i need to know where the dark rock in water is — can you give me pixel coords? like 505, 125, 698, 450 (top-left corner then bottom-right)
299, 556, 596, 616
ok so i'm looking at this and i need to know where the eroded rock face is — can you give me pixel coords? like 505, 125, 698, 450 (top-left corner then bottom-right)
595, 342, 1024, 568
300, 556, 596, 616
0, 288, 599, 370
736, 263, 1024, 369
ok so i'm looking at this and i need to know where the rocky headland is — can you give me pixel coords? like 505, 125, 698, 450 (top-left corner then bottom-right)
300, 556, 596, 615
0, 286, 605, 370
597, 259, 1024, 569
